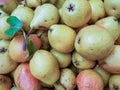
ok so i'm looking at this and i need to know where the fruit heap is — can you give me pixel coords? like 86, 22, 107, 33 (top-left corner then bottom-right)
0, 0, 120, 90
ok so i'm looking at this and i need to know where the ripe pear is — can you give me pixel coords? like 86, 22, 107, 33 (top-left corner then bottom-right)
0, 39, 18, 74
60, 0, 91, 28
72, 50, 96, 69
29, 50, 60, 86
109, 74, 120, 90
94, 65, 111, 86
30, 4, 59, 30
104, 0, 120, 18
74, 25, 114, 61
76, 69, 104, 90
0, 9, 8, 18
54, 68, 76, 90
11, 5, 34, 32
0, 0, 18, 14
48, 24, 76, 53
99, 45, 120, 74
95, 16, 120, 41
88, 0, 105, 24
0, 16, 11, 40
50, 49, 71, 68
26, 0, 41, 8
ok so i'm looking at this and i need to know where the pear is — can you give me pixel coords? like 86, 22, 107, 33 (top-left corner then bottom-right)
72, 50, 96, 69
48, 24, 76, 53
0, 16, 11, 40
55, 0, 66, 9
88, 0, 105, 24
94, 65, 111, 86
0, 75, 13, 90
76, 69, 104, 90
41, 0, 56, 4
29, 50, 60, 86
74, 25, 114, 61
95, 16, 120, 41
0, 9, 8, 18
54, 68, 76, 90
30, 4, 59, 30
11, 5, 34, 32
50, 49, 71, 68
0, 0, 18, 14
109, 74, 120, 90
26, 0, 41, 8
104, 0, 120, 18
0, 39, 18, 74
99, 45, 120, 74
60, 0, 91, 28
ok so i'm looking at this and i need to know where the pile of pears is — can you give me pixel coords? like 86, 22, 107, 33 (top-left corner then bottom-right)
0, 0, 120, 90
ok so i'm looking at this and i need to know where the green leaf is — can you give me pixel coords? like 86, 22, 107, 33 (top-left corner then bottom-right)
5, 16, 22, 37
26, 37, 35, 56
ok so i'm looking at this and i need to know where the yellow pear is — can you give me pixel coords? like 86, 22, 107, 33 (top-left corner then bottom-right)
75, 25, 114, 61
30, 4, 59, 30
26, 0, 41, 8
0, 0, 18, 14
29, 50, 60, 86
99, 45, 120, 74
48, 24, 76, 53
11, 5, 34, 32
60, 0, 91, 28
88, 0, 105, 24
104, 0, 120, 18
95, 16, 120, 41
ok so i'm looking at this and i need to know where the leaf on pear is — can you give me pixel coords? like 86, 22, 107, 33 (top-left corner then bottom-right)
5, 16, 22, 37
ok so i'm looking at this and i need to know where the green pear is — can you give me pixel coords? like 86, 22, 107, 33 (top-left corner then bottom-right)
88, 0, 105, 24
75, 25, 114, 61
0, 39, 18, 74
72, 50, 96, 69
11, 5, 34, 32
30, 4, 59, 30
0, 0, 18, 14
94, 65, 111, 86
48, 24, 76, 53
54, 68, 76, 90
50, 49, 71, 68
26, 0, 41, 8
104, 0, 120, 18
0, 16, 11, 40
60, 0, 91, 28
95, 16, 120, 41
29, 50, 60, 86
109, 74, 120, 90
0, 9, 8, 18
99, 45, 120, 74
